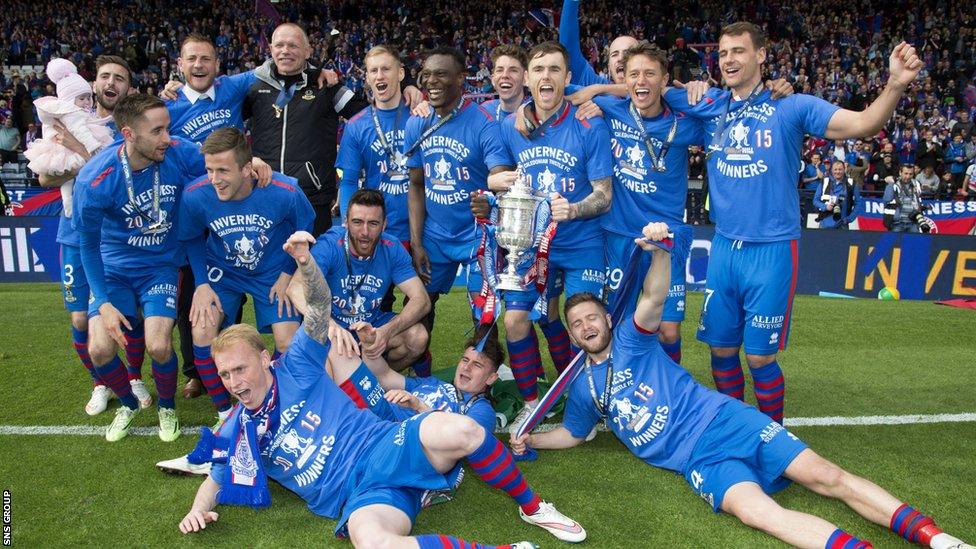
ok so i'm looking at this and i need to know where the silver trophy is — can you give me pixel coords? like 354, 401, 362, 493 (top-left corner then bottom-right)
495, 167, 542, 291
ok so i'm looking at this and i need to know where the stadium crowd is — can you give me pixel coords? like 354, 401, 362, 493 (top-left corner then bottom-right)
0, 1, 973, 548
3, 0, 976, 209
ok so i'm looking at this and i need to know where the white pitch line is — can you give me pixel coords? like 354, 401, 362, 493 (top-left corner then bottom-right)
1, 413, 975, 437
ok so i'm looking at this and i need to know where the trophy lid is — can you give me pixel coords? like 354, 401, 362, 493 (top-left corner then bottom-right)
504, 166, 539, 200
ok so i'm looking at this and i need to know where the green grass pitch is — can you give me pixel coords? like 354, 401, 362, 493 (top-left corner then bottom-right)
0, 283, 973, 547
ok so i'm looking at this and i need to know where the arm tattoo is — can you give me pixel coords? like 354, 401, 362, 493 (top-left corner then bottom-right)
572, 177, 612, 220
298, 258, 332, 345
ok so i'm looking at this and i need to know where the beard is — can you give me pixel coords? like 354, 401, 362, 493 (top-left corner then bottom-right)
575, 327, 612, 356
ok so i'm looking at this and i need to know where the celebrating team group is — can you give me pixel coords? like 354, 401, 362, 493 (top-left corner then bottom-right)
38, 5, 972, 548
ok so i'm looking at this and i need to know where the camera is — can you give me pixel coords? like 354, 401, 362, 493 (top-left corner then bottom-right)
910, 205, 933, 233
815, 195, 843, 222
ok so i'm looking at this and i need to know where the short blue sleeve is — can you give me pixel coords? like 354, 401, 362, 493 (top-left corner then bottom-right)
389, 240, 418, 285
177, 183, 207, 242
782, 94, 841, 139
664, 87, 727, 120
591, 94, 617, 111
403, 117, 423, 169
310, 236, 340, 277
72, 167, 110, 235
403, 376, 423, 392
174, 139, 207, 182
582, 117, 613, 181
562, 377, 600, 439
497, 119, 519, 166
335, 120, 364, 173
291, 186, 316, 233
466, 399, 496, 433
480, 120, 510, 170
278, 326, 330, 387
615, 317, 659, 353
224, 71, 257, 103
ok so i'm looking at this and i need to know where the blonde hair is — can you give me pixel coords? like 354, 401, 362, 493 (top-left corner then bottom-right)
212, 324, 267, 355
365, 45, 402, 67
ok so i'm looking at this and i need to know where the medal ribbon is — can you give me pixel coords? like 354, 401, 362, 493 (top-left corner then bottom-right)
628, 100, 677, 172
706, 82, 764, 159
403, 96, 466, 158
119, 145, 162, 231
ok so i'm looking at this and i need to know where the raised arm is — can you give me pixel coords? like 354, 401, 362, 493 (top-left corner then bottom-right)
283, 231, 332, 345
825, 42, 922, 139
632, 222, 672, 332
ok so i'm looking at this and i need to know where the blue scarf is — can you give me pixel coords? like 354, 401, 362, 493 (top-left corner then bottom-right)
187, 376, 280, 508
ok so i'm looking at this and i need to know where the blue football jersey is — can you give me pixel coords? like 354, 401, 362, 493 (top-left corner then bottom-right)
402, 376, 495, 433
211, 327, 393, 518
310, 226, 418, 328
165, 72, 255, 143
72, 138, 206, 269
178, 172, 315, 288
563, 318, 729, 472
595, 96, 705, 232
665, 87, 839, 241
498, 101, 614, 251
335, 103, 412, 241
480, 98, 524, 122
403, 100, 509, 243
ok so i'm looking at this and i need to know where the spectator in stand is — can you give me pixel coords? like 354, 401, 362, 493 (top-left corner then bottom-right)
801, 152, 827, 191
870, 149, 901, 193
895, 119, 919, 165
965, 132, 976, 168
944, 133, 969, 196
813, 160, 858, 229
914, 164, 942, 197
847, 139, 871, 187
0, 117, 21, 163
948, 110, 972, 137
965, 159, 976, 198
917, 129, 943, 172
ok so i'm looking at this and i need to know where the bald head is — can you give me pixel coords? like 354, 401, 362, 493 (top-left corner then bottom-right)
270, 23, 312, 76
608, 35, 639, 84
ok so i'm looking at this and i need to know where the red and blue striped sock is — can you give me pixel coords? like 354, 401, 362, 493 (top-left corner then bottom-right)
507, 334, 541, 402
466, 431, 542, 515
71, 327, 101, 386
750, 361, 785, 423
124, 323, 145, 381
193, 345, 231, 412
660, 337, 682, 364
528, 329, 544, 379
413, 350, 432, 377
94, 356, 138, 409
152, 355, 179, 409
890, 504, 941, 545
826, 528, 873, 548
416, 535, 513, 549
539, 319, 573, 373
710, 354, 745, 399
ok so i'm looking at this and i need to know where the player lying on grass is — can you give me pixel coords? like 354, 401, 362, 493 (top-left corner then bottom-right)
177, 231, 586, 547
511, 221, 972, 549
